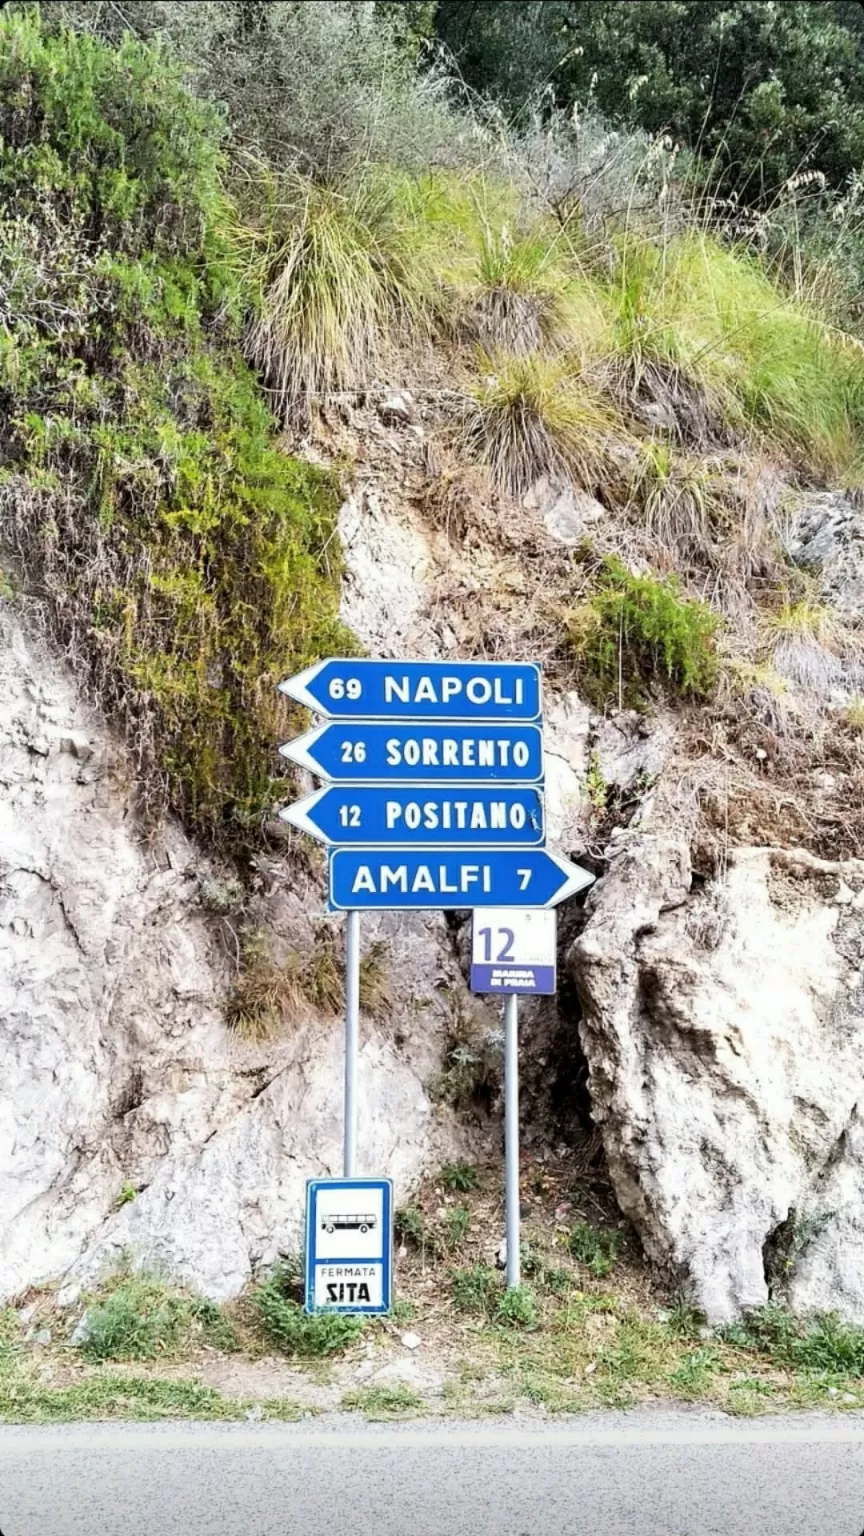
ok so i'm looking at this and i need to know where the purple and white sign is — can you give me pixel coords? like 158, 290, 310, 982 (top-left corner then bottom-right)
470, 908, 557, 996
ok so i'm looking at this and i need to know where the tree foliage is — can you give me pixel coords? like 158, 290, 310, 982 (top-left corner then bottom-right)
436, 0, 864, 201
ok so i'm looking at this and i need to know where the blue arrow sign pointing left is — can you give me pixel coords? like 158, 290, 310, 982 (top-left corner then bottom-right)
279, 659, 541, 722
280, 785, 546, 847
281, 723, 544, 784
328, 848, 594, 911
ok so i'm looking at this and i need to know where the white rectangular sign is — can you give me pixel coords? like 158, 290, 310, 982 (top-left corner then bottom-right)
470, 908, 557, 995
305, 1177, 393, 1314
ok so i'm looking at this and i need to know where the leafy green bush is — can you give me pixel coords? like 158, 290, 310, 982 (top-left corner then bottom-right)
573, 557, 719, 705
78, 1275, 238, 1362
251, 1270, 363, 1356
568, 1221, 621, 1280
0, 9, 353, 850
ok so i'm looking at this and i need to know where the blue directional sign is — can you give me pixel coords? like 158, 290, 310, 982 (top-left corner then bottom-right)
280, 659, 541, 722
280, 785, 545, 847
281, 723, 543, 784
328, 848, 594, 911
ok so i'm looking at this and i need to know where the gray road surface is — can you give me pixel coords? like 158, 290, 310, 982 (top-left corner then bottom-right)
1, 1412, 863, 1535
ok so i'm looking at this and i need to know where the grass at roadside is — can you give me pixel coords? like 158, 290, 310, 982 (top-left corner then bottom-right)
4, 1161, 864, 1423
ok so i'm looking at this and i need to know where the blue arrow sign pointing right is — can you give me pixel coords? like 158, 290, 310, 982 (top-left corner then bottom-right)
329, 848, 594, 910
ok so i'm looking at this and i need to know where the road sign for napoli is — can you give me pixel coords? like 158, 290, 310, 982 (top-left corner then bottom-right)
281, 723, 543, 784
280, 785, 545, 847
279, 659, 541, 722
305, 1177, 393, 1314
329, 848, 594, 911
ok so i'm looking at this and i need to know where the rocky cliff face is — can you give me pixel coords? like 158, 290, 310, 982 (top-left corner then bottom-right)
5, 404, 864, 1323
0, 598, 471, 1302
572, 834, 864, 1321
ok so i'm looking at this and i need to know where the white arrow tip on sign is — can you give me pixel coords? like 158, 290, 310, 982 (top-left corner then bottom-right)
277, 661, 325, 712
278, 724, 327, 775
550, 853, 596, 906
277, 787, 328, 841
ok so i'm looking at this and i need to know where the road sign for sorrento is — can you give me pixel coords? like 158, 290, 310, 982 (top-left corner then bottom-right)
279, 659, 541, 722
280, 723, 544, 784
328, 848, 594, 911
279, 785, 546, 847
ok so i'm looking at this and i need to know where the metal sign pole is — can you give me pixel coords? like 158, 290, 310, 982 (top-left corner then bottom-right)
344, 909, 360, 1178
504, 993, 520, 1289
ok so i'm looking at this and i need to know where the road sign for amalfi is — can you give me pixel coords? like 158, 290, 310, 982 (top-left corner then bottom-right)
328, 848, 593, 911
279, 785, 545, 847
280, 722, 544, 784
279, 659, 541, 722
277, 653, 595, 1310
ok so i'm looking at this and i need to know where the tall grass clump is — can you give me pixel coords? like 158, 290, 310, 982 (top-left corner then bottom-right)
241, 170, 439, 422
460, 353, 617, 499
602, 232, 864, 476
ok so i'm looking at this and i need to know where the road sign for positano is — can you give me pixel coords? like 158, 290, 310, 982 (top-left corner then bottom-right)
277, 654, 594, 1310
279, 785, 546, 847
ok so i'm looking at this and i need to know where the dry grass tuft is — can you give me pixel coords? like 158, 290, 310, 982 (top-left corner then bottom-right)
459, 353, 618, 499
227, 928, 392, 1038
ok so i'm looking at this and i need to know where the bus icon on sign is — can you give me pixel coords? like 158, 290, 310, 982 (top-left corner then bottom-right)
322, 1213, 377, 1234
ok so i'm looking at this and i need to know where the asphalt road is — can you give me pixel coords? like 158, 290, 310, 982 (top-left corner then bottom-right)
1, 1413, 863, 1535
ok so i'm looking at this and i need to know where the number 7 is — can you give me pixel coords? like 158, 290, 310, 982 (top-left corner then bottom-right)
517, 869, 532, 891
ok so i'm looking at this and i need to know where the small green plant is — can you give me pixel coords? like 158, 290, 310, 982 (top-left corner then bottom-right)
439, 1161, 480, 1193
114, 1183, 138, 1210
568, 1221, 621, 1279
341, 1384, 423, 1417
442, 1205, 472, 1250
451, 1262, 499, 1315
667, 1346, 721, 1396
395, 1205, 427, 1248
585, 751, 608, 813
664, 1297, 707, 1340
251, 1269, 363, 1357
493, 1285, 538, 1330
388, 1299, 418, 1323
573, 556, 719, 704
77, 1274, 238, 1362
845, 696, 864, 730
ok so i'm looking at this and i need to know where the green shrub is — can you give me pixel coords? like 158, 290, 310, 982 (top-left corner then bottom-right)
573, 557, 719, 705
251, 1270, 363, 1356
0, 10, 354, 852
78, 1275, 238, 1362
721, 1304, 864, 1376
568, 1221, 620, 1280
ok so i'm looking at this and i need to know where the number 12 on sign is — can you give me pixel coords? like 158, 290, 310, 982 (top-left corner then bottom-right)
471, 908, 557, 995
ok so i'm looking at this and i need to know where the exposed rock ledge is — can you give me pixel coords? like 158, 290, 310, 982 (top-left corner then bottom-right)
0, 601, 467, 1302
572, 834, 864, 1321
